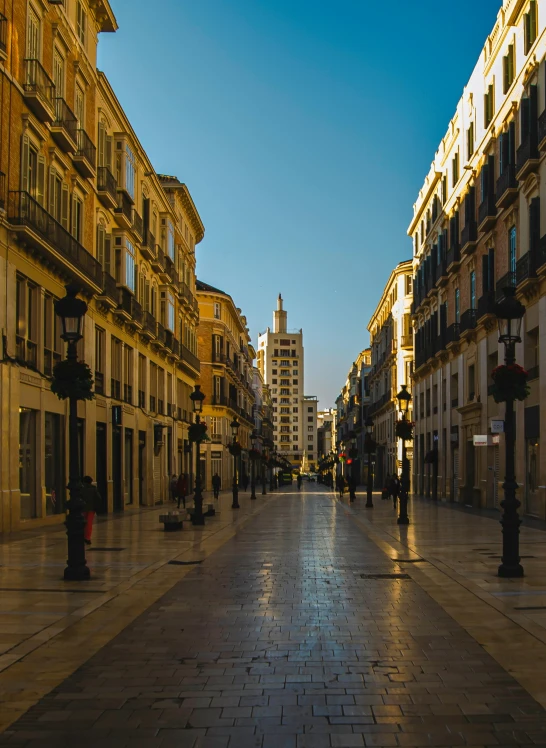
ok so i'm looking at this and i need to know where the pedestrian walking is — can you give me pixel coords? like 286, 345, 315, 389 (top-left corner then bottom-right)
176, 472, 188, 509
212, 472, 221, 500
170, 474, 178, 503
297, 474, 303, 491
338, 474, 345, 498
390, 474, 400, 508
242, 473, 249, 491
382, 473, 391, 500
81, 476, 101, 546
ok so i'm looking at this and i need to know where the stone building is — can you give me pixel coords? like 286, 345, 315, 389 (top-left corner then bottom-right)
195, 281, 255, 491
367, 261, 414, 488
0, 0, 203, 531
410, 0, 546, 515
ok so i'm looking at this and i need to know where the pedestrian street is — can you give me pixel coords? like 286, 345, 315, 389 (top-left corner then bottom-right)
3, 485, 546, 747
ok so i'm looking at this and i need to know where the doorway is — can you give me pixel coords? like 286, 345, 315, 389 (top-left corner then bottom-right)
139, 431, 146, 506
526, 439, 541, 517
465, 439, 475, 506
96, 422, 108, 514
124, 428, 133, 505
112, 426, 122, 511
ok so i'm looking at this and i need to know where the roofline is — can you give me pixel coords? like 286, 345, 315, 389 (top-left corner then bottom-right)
367, 260, 413, 333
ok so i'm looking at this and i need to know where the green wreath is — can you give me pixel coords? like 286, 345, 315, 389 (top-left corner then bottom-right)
395, 419, 414, 441
248, 448, 261, 461
51, 360, 94, 401
490, 364, 530, 403
189, 421, 209, 443
229, 442, 242, 457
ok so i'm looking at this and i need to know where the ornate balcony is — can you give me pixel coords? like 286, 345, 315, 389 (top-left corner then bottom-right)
539, 109, 546, 151
478, 193, 497, 233
115, 288, 143, 328
7, 191, 101, 292
132, 210, 143, 242
461, 220, 477, 255
151, 245, 165, 274
446, 323, 460, 347
516, 250, 539, 289
477, 291, 496, 321
96, 271, 119, 309
180, 343, 200, 375
459, 308, 478, 336
114, 190, 133, 229
97, 167, 117, 209
141, 230, 156, 261
73, 129, 96, 178
496, 165, 518, 209
435, 257, 448, 286
495, 270, 517, 302
23, 59, 55, 122
51, 98, 77, 152
516, 135, 539, 181
141, 311, 157, 340
446, 245, 461, 270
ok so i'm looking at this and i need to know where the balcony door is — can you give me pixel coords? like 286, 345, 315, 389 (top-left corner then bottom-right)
53, 50, 64, 98
26, 7, 40, 61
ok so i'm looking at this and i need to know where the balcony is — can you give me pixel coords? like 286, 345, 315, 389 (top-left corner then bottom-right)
23, 59, 55, 122
164, 329, 174, 352
478, 194, 497, 233
0, 171, 5, 211
115, 288, 143, 328
435, 257, 448, 286
156, 248, 170, 282
0, 13, 6, 58
459, 308, 477, 336
165, 255, 178, 285
141, 230, 155, 261
516, 250, 539, 289
141, 311, 157, 340
446, 323, 460, 347
539, 109, 546, 151
446, 245, 461, 270
132, 210, 143, 242
51, 98, 77, 152
496, 270, 516, 302
96, 270, 119, 309
400, 334, 412, 349
114, 191, 133, 229
516, 135, 539, 181
180, 343, 200, 374
156, 321, 167, 348
477, 291, 496, 321
73, 129, 96, 178
7, 191, 101, 292
96, 166, 117, 209
151, 245, 166, 274
496, 165, 518, 209
461, 220, 477, 255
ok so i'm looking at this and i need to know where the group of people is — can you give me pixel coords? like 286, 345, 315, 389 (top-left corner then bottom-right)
334, 474, 356, 498
382, 473, 401, 506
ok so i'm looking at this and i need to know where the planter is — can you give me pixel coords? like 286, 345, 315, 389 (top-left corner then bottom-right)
490, 364, 530, 403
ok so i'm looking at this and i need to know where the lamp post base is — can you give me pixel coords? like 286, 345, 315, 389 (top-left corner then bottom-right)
64, 564, 91, 581
397, 516, 410, 526
232, 485, 240, 509
498, 562, 524, 578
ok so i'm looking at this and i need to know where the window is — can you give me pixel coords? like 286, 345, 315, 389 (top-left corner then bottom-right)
466, 122, 474, 159
138, 354, 146, 408
111, 337, 122, 399
26, 6, 40, 59
162, 291, 175, 331
94, 326, 105, 394
125, 239, 136, 292
503, 43, 515, 93
19, 409, 38, 519
455, 288, 460, 323
308, 426, 313, 432
71, 194, 83, 243
470, 270, 476, 309
308, 435, 314, 442
308, 416, 313, 422
15, 275, 38, 367
53, 49, 65, 97
163, 219, 175, 260
452, 151, 459, 186
484, 83, 494, 128
293, 379, 298, 385
21, 136, 45, 204
468, 365, 475, 401
525, 327, 539, 377
76, 1, 87, 46
116, 142, 136, 200
308, 407, 313, 413
525, 1, 538, 54
214, 302, 221, 319
75, 83, 85, 127
509, 226, 517, 273
43, 293, 62, 376
123, 345, 133, 404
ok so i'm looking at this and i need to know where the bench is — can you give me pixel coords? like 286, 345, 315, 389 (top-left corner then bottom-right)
159, 512, 184, 531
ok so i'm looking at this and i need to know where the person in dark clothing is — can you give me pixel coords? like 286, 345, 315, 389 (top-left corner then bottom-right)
241, 473, 249, 491
390, 475, 400, 508
176, 473, 188, 509
82, 476, 101, 545
297, 474, 302, 491
338, 474, 345, 498
170, 474, 178, 503
212, 473, 221, 499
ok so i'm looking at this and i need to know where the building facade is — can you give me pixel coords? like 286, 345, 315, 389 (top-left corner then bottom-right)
410, 0, 546, 516
367, 261, 414, 488
0, 0, 203, 532
257, 295, 310, 467
334, 349, 372, 484
317, 408, 336, 459
195, 281, 255, 492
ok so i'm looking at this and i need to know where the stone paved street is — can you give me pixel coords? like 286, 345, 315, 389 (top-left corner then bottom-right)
3, 485, 546, 747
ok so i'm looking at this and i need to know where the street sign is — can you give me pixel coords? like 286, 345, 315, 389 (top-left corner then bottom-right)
491, 419, 504, 434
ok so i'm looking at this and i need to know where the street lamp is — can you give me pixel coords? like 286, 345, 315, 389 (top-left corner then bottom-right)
189, 384, 205, 525
495, 286, 526, 578
348, 432, 357, 503
365, 417, 376, 508
396, 384, 412, 526
54, 284, 89, 581
262, 441, 268, 495
230, 417, 240, 509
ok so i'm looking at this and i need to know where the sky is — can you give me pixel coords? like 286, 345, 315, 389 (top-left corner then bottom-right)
97, 0, 502, 408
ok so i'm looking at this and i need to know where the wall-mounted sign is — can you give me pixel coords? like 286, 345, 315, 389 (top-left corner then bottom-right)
473, 434, 500, 447
490, 419, 504, 434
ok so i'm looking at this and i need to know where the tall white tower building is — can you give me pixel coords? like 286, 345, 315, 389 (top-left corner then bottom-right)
257, 296, 316, 468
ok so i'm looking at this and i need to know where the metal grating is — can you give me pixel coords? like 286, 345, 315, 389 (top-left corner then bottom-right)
168, 559, 203, 566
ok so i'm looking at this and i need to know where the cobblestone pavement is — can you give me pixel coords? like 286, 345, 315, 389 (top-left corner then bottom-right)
2, 485, 546, 747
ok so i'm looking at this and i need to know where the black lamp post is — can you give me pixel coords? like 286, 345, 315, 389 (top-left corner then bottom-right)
365, 417, 376, 508
230, 417, 240, 509
396, 384, 412, 526
190, 385, 205, 525
495, 286, 526, 578
262, 444, 268, 495
250, 429, 258, 500
55, 285, 89, 581
349, 433, 357, 503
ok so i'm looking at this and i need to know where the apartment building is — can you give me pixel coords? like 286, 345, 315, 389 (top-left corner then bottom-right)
317, 408, 336, 459
410, 0, 546, 515
0, 0, 203, 531
367, 261, 414, 488
195, 281, 255, 491
335, 349, 372, 483
257, 295, 309, 467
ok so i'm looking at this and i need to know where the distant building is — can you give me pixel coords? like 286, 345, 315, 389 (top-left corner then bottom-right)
257, 295, 311, 467
334, 349, 372, 483
317, 408, 336, 459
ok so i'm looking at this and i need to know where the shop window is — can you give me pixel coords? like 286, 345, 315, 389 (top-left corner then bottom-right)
45, 412, 65, 515
19, 408, 38, 519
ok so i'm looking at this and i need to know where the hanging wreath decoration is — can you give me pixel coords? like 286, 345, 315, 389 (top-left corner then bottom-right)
395, 419, 414, 441
51, 360, 95, 401
189, 421, 209, 443
229, 441, 242, 457
490, 364, 530, 403
248, 448, 261, 461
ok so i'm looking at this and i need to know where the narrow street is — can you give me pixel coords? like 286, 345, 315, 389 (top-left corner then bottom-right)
3, 485, 546, 747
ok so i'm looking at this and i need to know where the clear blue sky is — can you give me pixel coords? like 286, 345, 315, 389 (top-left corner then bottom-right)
98, 0, 501, 408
